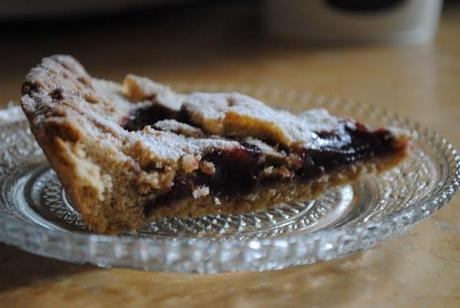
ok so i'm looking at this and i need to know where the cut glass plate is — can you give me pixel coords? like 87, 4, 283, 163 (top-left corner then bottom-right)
0, 86, 459, 273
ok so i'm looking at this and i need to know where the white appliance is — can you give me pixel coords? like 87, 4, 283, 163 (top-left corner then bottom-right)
266, 0, 443, 44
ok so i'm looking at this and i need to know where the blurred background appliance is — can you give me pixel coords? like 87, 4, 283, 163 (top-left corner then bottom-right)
266, 0, 443, 44
0, 0, 444, 44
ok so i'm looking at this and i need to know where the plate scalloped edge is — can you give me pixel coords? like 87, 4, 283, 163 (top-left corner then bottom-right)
0, 88, 459, 273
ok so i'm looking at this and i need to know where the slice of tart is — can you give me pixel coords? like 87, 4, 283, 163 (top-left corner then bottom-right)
21, 55, 411, 234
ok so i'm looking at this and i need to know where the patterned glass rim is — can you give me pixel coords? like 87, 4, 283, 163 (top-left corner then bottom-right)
0, 86, 459, 273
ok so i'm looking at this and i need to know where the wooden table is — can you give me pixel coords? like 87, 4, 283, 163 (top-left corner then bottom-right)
1, 3, 459, 307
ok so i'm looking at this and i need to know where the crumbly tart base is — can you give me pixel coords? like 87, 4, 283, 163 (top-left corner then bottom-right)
21, 55, 411, 234
149, 153, 407, 220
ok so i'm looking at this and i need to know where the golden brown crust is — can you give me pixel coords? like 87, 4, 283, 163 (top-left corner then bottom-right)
21, 56, 152, 233
21, 55, 411, 234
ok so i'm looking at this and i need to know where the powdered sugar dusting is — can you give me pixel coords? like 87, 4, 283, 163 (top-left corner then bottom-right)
123, 74, 184, 111
130, 127, 240, 161
153, 119, 204, 137
20, 55, 364, 170
298, 108, 349, 132
182, 92, 347, 148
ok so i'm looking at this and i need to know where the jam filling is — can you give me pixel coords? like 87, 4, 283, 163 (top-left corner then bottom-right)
123, 105, 402, 212
121, 105, 180, 131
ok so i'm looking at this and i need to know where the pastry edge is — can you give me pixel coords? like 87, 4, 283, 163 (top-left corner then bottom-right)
19, 55, 412, 234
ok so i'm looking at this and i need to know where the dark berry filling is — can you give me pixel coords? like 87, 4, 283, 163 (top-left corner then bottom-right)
124, 105, 404, 214
121, 105, 180, 131
201, 147, 262, 195
300, 126, 397, 176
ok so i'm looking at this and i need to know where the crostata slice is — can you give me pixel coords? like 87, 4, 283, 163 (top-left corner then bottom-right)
21, 55, 411, 234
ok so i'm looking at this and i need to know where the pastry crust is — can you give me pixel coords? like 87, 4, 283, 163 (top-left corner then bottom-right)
21, 55, 410, 234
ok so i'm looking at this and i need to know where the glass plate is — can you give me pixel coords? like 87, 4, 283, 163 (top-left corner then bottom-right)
0, 86, 459, 273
